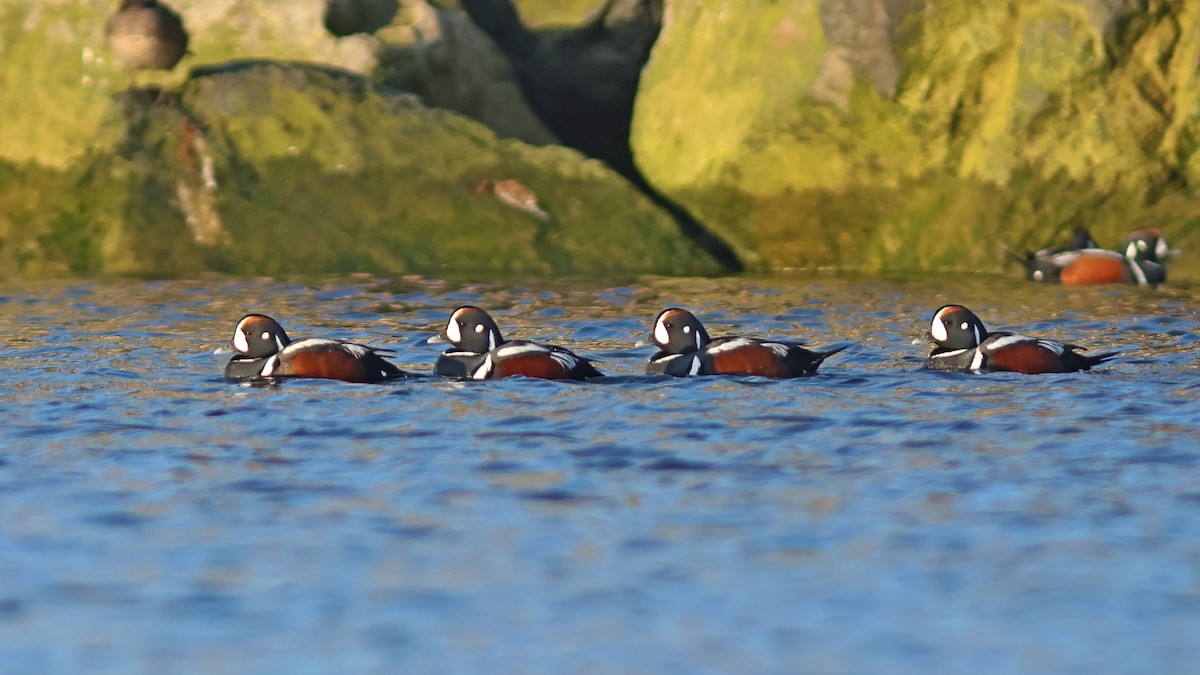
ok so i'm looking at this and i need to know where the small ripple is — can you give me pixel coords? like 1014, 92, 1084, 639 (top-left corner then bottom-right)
85, 511, 148, 528
475, 430, 578, 442
569, 444, 638, 459
642, 456, 715, 471
520, 488, 592, 502
286, 426, 360, 438
227, 478, 353, 497
48, 582, 140, 607
1122, 450, 1200, 467
475, 461, 526, 473
163, 589, 240, 620
370, 517, 438, 538
0, 597, 27, 621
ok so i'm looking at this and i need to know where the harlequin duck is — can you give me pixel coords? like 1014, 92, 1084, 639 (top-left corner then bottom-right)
1015, 226, 1095, 280
645, 308, 846, 377
1039, 227, 1099, 257
430, 306, 602, 380
1019, 228, 1172, 286
1119, 228, 1173, 286
925, 304, 1116, 374
220, 314, 408, 383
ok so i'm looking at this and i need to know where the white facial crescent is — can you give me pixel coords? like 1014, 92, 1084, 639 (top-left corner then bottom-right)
654, 317, 670, 345
445, 315, 462, 343
233, 329, 249, 353
930, 317, 948, 342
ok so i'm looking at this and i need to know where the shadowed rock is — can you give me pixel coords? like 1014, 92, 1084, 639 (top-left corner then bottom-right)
460, 0, 658, 179
323, 0, 400, 36
459, 0, 742, 270
370, 1, 558, 146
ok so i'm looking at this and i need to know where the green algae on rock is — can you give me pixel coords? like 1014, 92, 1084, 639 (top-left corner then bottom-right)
632, 0, 1200, 275
35, 62, 722, 277
0, 0, 378, 170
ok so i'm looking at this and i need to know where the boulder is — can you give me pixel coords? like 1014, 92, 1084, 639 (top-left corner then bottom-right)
632, 0, 1200, 274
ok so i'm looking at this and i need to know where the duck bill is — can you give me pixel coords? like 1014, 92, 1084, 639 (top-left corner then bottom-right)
633, 330, 655, 348
426, 333, 448, 344
213, 341, 235, 355
911, 332, 934, 346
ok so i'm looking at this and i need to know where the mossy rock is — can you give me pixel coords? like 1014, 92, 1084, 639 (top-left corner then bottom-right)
0, 0, 615, 168
633, 0, 1200, 276
0, 0, 374, 169
37, 62, 720, 277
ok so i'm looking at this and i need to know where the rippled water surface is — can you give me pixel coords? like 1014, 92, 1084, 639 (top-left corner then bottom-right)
2, 274, 1199, 673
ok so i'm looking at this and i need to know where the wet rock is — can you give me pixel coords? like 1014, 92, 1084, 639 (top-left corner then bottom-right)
32, 62, 722, 276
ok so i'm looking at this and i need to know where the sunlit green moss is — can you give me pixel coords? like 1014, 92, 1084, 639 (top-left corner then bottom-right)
0, 4, 116, 168
633, 0, 827, 191
27, 63, 720, 277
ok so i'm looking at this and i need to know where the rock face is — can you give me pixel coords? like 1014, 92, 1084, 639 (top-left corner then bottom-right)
23, 62, 722, 276
2, 0, 1198, 277
0, 0, 378, 169
0, 1, 727, 276
461, 0, 662, 180
632, 0, 1200, 273
371, 0, 558, 146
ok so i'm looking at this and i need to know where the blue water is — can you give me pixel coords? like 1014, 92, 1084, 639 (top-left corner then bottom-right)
1, 274, 1198, 673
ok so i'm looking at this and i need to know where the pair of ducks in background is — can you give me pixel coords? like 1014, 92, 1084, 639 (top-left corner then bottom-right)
1017, 227, 1175, 286
218, 304, 1114, 385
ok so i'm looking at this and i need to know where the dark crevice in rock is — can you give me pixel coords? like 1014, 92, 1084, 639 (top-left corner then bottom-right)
459, 0, 743, 272
324, 0, 401, 37
460, 0, 653, 179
